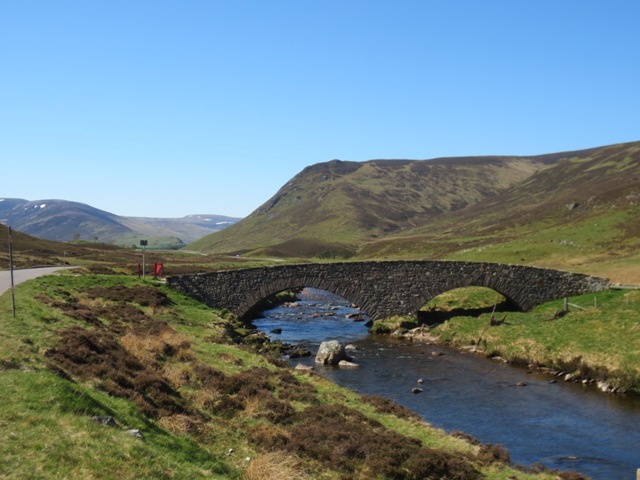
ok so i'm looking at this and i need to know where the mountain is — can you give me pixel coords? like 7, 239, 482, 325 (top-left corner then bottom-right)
357, 142, 640, 277
189, 156, 548, 257
189, 141, 640, 282
0, 222, 121, 269
0, 199, 239, 249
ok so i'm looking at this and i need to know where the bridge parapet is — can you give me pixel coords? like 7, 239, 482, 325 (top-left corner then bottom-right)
166, 260, 610, 320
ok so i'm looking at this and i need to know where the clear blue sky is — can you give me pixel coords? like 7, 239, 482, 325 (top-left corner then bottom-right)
1, 1, 638, 218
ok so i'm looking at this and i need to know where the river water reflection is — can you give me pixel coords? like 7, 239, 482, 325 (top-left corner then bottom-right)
252, 288, 640, 480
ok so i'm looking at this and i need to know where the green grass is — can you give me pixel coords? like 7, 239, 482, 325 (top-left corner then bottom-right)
0, 370, 232, 479
0, 273, 564, 479
422, 287, 505, 311
431, 288, 640, 392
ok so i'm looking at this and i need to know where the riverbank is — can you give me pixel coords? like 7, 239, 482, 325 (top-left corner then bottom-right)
377, 288, 640, 396
0, 274, 570, 480
255, 287, 640, 479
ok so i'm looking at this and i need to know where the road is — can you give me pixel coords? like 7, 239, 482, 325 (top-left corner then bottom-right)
0, 266, 74, 297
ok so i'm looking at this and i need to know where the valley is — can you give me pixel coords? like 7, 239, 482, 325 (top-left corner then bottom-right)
1, 140, 639, 479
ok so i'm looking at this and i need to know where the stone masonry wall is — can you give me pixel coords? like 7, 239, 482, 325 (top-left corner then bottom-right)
166, 260, 611, 320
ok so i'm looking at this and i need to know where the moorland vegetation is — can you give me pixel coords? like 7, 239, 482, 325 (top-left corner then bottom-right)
0, 269, 582, 479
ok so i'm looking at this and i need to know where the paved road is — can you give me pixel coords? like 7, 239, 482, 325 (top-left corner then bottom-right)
0, 266, 74, 297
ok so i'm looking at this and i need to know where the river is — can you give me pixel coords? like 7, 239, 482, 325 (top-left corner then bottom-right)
252, 288, 640, 480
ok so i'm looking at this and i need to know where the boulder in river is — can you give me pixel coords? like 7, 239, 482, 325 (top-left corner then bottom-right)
315, 340, 351, 365
338, 360, 360, 368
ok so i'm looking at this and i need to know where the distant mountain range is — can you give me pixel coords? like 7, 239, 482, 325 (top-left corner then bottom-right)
0, 198, 239, 249
190, 141, 640, 281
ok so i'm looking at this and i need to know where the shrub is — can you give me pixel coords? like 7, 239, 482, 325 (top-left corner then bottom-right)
478, 443, 511, 464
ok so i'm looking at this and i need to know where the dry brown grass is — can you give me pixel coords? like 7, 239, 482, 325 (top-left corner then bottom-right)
192, 388, 222, 410
158, 414, 206, 437
162, 363, 194, 389
75, 296, 109, 310
243, 451, 310, 480
217, 351, 245, 365
121, 329, 193, 366
242, 396, 263, 418
247, 423, 292, 450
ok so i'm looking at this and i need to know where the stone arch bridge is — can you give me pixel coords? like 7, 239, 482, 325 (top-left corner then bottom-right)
166, 260, 610, 321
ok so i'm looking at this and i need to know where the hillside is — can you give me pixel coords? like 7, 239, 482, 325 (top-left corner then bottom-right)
0, 223, 278, 275
188, 141, 640, 283
358, 141, 640, 283
0, 271, 582, 479
0, 199, 239, 249
190, 156, 547, 257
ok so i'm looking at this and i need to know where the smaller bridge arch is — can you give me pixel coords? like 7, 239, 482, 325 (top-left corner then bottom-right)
166, 260, 610, 321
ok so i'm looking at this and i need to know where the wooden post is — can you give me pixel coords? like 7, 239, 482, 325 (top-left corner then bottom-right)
8, 226, 16, 318
563, 297, 568, 312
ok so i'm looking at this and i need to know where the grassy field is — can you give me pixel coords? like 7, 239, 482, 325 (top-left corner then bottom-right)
0, 272, 576, 480
413, 287, 640, 394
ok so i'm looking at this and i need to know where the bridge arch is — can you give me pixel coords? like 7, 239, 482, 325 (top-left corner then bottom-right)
240, 277, 372, 320
416, 285, 512, 324
166, 260, 610, 321
411, 275, 527, 314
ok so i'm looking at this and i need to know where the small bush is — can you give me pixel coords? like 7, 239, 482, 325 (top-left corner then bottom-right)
257, 397, 296, 424
450, 430, 481, 445
368, 322, 393, 334
478, 442, 511, 464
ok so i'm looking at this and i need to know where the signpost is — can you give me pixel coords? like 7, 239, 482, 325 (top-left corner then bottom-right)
140, 240, 148, 281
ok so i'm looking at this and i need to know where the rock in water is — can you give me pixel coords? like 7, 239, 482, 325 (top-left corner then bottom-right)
315, 340, 350, 365
338, 360, 360, 368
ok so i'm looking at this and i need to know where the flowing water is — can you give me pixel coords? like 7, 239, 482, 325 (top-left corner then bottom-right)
253, 288, 640, 480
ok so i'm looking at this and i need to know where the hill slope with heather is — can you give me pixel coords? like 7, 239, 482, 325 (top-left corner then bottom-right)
189, 141, 640, 283
190, 155, 551, 257
358, 141, 640, 283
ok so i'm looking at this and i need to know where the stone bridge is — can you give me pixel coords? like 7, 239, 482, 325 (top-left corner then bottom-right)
166, 260, 610, 321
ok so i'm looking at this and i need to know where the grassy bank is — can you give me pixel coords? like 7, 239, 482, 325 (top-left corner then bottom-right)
404, 287, 640, 395
0, 273, 575, 479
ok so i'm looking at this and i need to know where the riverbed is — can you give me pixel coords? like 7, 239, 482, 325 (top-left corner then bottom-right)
252, 288, 640, 480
